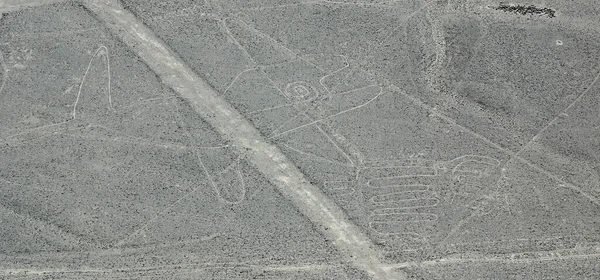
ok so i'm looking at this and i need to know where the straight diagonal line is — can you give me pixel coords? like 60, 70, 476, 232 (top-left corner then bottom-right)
82, 1, 406, 279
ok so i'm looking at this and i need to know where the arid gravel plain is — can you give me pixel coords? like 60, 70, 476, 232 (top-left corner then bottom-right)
0, 0, 599, 279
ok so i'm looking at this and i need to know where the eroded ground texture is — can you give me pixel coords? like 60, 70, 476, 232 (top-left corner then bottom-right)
0, 0, 599, 279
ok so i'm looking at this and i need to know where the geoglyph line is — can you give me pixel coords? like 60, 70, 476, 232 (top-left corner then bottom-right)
81, 1, 406, 279
72, 45, 113, 118
0, 263, 339, 276
0, 0, 70, 13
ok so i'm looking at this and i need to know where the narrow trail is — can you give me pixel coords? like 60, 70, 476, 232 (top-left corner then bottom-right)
81, 0, 406, 279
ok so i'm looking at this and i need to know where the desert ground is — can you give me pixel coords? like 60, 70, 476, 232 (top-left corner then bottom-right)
0, 0, 599, 279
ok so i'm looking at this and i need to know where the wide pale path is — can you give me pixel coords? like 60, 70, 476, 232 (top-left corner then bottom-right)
82, 0, 406, 279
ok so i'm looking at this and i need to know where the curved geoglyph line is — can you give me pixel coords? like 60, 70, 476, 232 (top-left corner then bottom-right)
363, 155, 502, 239
284, 81, 319, 102
264, 70, 366, 167
17, 46, 113, 154
198, 151, 248, 205
72, 45, 113, 120
221, 23, 377, 168
214, 155, 247, 204
252, 52, 382, 144
2, 45, 113, 145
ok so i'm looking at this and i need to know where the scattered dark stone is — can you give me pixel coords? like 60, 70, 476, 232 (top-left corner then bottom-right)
493, 3, 556, 18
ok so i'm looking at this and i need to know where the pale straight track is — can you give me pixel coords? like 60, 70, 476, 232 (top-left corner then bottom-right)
80, 0, 406, 279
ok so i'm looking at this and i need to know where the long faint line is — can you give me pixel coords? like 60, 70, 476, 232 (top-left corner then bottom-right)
0, 51, 7, 98
512, 70, 600, 159
376, 0, 437, 45
113, 164, 211, 247
0, 263, 340, 276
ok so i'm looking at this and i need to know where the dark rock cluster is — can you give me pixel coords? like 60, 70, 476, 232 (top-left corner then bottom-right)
494, 3, 556, 18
